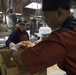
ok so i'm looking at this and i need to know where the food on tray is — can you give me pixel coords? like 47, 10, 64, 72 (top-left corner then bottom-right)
21, 41, 33, 48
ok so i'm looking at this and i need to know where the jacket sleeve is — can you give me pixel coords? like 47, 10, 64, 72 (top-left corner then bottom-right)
26, 32, 29, 40
21, 33, 66, 74
5, 31, 16, 47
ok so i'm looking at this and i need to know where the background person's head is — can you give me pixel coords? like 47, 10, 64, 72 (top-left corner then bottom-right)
18, 18, 27, 31
25, 23, 30, 30
42, 0, 71, 30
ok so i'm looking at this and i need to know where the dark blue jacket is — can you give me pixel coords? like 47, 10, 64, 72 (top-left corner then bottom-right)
5, 28, 29, 47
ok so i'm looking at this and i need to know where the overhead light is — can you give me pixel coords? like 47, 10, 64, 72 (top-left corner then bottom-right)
0, 11, 2, 13
36, 16, 42, 17
70, 9, 74, 13
25, 2, 42, 9
0, 38, 5, 41
0, 11, 22, 15
15, 13, 22, 15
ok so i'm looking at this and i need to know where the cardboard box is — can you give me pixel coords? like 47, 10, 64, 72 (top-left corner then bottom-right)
0, 51, 20, 75
0, 51, 47, 75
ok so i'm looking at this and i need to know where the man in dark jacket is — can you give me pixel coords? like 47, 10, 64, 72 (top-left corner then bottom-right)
12, 0, 76, 75
5, 21, 29, 48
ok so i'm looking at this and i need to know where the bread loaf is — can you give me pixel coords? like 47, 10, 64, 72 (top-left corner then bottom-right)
21, 41, 33, 48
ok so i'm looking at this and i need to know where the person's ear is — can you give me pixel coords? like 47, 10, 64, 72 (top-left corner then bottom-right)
57, 7, 63, 18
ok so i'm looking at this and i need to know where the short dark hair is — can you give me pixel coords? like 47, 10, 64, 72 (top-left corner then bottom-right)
19, 22, 26, 26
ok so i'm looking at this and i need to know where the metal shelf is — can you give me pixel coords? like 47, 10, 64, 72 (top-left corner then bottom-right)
0, 31, 11, 37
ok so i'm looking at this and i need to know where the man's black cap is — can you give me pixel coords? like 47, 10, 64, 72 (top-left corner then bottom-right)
17, 18, 27, 26
42, 0, 71, 11
18, 22, 26, 26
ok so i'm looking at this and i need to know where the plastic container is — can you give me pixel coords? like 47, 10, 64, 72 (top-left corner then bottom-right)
39, 27, 52, 40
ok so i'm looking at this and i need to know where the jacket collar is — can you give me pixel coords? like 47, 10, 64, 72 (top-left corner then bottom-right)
61, 15, 76, 28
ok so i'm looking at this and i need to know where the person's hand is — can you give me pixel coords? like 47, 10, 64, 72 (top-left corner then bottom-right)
11, 41, 34, 53
16, 42, 27, 53
10, 42, 27, 53
11, 45, 18, 52
9, 42, 15, 48
16, 41, 34, 53
21, 41, 35, 47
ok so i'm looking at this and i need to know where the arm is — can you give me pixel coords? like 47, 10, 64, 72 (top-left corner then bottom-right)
21, 33, 66, 74
5, 31, 16, 47
24, 30, 29, 40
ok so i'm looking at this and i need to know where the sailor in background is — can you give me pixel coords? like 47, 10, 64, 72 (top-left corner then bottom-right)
5, 19, 29, 48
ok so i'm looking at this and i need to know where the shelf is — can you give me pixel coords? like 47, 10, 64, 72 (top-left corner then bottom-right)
0, 31, 11, 37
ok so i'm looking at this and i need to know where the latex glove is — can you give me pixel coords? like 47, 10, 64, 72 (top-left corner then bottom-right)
10, 42, 21, 51
11, 45, 18, 52
9, 42, 15, 48
11, 42, 26, 53
16, 42, 27, 53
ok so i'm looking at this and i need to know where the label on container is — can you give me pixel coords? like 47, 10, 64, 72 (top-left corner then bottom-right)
41, 34, 50, 41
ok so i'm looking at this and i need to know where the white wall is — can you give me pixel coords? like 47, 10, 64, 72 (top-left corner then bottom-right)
73, 9, 76, 18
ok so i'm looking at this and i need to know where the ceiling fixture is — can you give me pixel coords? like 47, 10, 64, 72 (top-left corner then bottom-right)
15, 13, 22, 15
0, 11, 2, 13
70, 9, 74, 13
25, 2, 42, 9
0, 11, 22, 15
